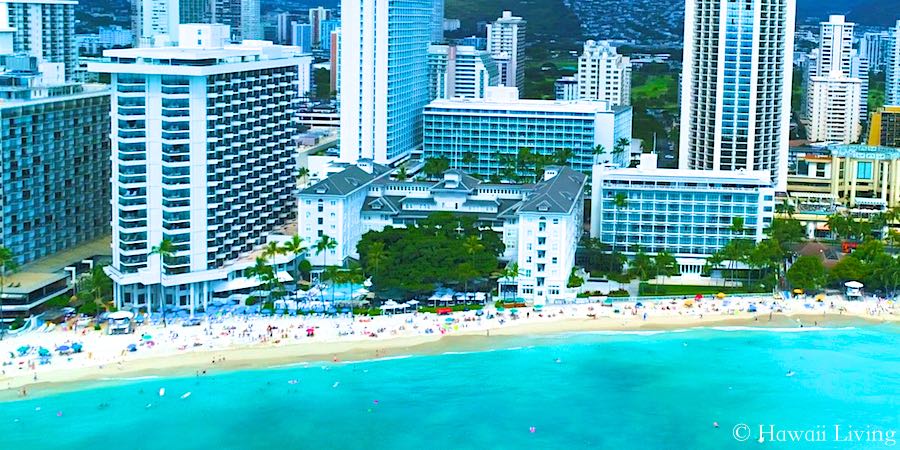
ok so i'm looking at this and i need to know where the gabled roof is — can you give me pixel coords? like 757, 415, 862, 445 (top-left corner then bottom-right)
361, 196, 402, 214
517, 167, 587, 214
430, 169, 482, 192
300, 162, 391, 197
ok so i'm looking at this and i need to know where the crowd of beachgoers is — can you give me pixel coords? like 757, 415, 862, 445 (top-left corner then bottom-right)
1, 293, 896, 394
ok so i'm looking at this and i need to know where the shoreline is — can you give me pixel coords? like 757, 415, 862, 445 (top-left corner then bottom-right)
2, 310, 895, 401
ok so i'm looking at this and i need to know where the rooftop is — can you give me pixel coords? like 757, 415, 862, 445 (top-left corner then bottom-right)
300, 160, 392, 196
4, 236, 111, 295
425, 97, 621, 114
518, 167, 587, 214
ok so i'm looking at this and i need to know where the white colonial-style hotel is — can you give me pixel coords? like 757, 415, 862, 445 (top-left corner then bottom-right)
299, 162, 587, 305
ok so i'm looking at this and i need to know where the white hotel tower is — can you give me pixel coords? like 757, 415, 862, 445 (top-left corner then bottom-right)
89, 25, 311, 313
679, 0, 795, 191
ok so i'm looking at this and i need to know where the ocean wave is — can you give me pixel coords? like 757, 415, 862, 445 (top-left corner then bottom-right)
580, 330, 674, 336
708, 326, 856, 333
99, 376, 161, 381
266, 362, 310, 369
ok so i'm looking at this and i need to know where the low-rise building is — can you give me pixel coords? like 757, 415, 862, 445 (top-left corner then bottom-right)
422, 86, 632, 177
554, 76, 577, 100
298, 163, 588, 304
788, 144, 900, 209
591, 154, 775, 273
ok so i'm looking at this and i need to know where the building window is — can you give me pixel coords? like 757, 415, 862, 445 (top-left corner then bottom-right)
857, 161, 873, 180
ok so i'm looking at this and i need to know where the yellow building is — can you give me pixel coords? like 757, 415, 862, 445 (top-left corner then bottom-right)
868, 106, 900, 147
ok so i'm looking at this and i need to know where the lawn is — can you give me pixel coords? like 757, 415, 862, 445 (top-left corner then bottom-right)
638, 283, 770, 296
631, 74, 678, 110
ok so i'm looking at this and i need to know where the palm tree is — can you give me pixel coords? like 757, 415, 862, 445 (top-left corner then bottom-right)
315, 234, 338, 284
462, 235, 485, 300
0, 246, 18, 339
365, 241, 388, 281
245, 257, 276, 306
322, 265, 341, 303
500, 263, 519, 300
281, 235, 307, 287
263, 241, 284, 261
592, 144, 606, 164
612, 192, 628, 251
395, 166, 408, 181
612, 138, 630, 164
78, 266, 113, 316
775, 199, 795, 217
729, 217, 746, 238
150, 239, 175, 325
296, 167, 310, 187
705, 251, 725, 287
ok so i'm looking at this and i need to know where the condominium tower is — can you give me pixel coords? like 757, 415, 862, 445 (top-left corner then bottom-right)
576, 40, 631, 106
88, 25, 310, 312
211, 0, 261, 41
888, 20, 900, 106
427, 44, 498, 100
679, 0, 795, 191
486, 11, 525, 91
0, 0, 77, 80
339, 0, 431, 165
131, 0, 180, 47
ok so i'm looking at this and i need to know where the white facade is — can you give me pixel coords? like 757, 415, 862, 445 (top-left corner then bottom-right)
299, 164, 587, 305
89, 26, 310, 312
486, 10, 525, 91
861, 31, 891, 72
888, 20, 900, 106
679, 0, 795, 192
307, 6, 330, 46
339, 0, 432, 165
554, 76, 577, 100
592, 154, 775, 273
808, 76, 862, 143
808, 15, 868, 120
132, 0, 180, 47
431, 0, 443, 43
0, 0, 77, 80
576, 40, 631, 106
427, 44, 498, 100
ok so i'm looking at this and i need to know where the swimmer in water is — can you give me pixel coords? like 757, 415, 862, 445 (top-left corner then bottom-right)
555, 358, 561, 363
786, 370, 796, 377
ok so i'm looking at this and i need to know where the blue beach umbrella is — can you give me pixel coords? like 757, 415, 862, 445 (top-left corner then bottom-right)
748, 304, 758, 313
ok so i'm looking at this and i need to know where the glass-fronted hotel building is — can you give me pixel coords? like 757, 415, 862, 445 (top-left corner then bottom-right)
422, 87, 632, 178
591, 154, 775, 274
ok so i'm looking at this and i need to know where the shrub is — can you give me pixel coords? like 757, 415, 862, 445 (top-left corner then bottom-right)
245, 296, 259, 306
10, 317, 24, 330
608, 289, 630, 297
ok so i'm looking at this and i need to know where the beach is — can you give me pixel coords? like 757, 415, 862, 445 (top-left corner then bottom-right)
1, 295, 897, 400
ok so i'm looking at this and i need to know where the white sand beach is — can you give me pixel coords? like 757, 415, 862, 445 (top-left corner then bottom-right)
1, 295, 897, 399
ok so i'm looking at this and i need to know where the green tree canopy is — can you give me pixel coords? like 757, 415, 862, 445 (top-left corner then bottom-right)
786, 255, 827, 291
356, 212, 505, 299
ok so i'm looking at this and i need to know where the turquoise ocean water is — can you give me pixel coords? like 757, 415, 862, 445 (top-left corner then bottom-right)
1, 325, 898, 449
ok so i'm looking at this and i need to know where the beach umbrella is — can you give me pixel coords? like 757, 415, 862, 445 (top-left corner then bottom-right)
684, 299, 694, 307
142, 334, 152, 340
716, 292, 726, 299
496, 306, 505, 312
603, 298, 613, 305
127, 344, 137, 352
444, 317, 454, 323
793, 288, 804, 295
635, 302, 643, 308
17, 345, 29, 355
510, 308, 519, 314
534, 304, 544, 311
815, 294, 826, 302
694, 294, 703, 300
38, 347, 50, 357
474, 310, 484, 316
747, 305, 758, 313
56, 345, 70, 352
72, 343, 83, 353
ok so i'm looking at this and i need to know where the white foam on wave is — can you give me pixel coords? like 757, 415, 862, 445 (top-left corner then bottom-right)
99, 376, 161, 381
267, 362, 310, 369
708, 326, 855, 333
581, 330, 674, 336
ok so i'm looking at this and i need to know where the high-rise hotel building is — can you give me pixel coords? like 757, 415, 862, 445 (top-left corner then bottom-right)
339, 0, 432, 165
0, 0, 77, 80
679, 0, 795, 191
89, 25, 311, 312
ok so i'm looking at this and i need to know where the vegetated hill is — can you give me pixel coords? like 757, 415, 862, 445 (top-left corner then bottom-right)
445, 0, 583, 48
